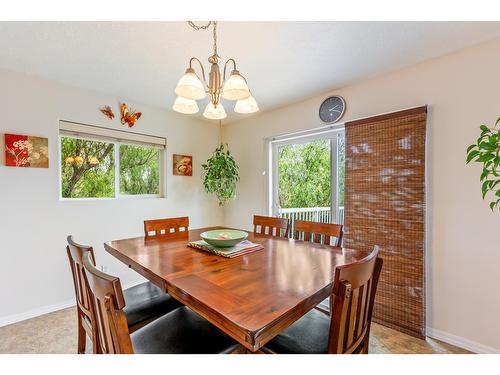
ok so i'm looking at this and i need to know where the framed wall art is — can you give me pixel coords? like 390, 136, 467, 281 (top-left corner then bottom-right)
173, 154, 192, 176
4, 133, 49, 168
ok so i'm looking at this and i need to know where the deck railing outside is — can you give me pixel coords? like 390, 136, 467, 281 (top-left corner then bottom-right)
278, 206, 344, 237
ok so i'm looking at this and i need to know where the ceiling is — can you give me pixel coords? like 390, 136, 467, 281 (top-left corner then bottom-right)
1, 21, 500, 121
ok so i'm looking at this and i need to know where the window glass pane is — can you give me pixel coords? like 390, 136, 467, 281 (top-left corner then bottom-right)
277, 138, 332, 237
60, 137, 115, 198
277, 138, 331, 209
119, 144, 160, 195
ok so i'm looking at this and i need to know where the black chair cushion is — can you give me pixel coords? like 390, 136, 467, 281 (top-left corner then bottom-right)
265, 308, 330, 354
123, 281, 182, 327
131, 306, 240, 354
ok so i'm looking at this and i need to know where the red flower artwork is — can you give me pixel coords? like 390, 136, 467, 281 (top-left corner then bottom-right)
4, 133, 49, 168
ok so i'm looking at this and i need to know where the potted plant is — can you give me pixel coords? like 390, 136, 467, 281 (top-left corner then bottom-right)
202, 143, 240, 206
466, 117, 500, 211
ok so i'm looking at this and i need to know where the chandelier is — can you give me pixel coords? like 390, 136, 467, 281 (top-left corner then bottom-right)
172, 21, 259, 120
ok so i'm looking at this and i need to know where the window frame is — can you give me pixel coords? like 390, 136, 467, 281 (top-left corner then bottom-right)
58, 122, 166, 201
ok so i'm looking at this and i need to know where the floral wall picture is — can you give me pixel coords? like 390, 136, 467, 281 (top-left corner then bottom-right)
4, 133, 49, 168
173, 154, 192, 176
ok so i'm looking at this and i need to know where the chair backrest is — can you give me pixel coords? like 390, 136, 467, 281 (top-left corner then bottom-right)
293, 220, 343, 246
66, 236, 96, 322
327, 246, 383, 354
253, 215, 289, 237
82, 252, 134, 354
144, 216, 189, 238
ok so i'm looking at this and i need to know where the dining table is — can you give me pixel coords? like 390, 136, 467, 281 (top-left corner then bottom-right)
104, 226, 369, 352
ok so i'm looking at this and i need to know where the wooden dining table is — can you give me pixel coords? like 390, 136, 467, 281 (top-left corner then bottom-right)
104, 226, 369, 352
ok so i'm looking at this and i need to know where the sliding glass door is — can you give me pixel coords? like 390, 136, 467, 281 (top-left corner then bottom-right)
270, 128, 345, 235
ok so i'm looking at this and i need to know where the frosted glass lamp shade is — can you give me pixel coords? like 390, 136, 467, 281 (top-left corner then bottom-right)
172, 96, 199, 114
203, 102, 227, 120
234, 95, 259, 114
221, 71, 251, 101
175, 70, 206, 100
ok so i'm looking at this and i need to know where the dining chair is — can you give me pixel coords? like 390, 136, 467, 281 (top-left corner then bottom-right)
253, 215, 289, 238
66, 236, 181, 353
293, 220, 344, 315
81, 251, 240, 354
293, 220, 343, 247
66, 237, 98, 354
144, 216, 189, 238
262, 246, 383, 354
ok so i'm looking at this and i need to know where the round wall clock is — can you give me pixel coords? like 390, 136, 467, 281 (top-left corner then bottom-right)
319, 96, 346, 124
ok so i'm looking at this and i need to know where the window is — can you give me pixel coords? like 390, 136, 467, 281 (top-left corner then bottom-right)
59, 121, 165, 199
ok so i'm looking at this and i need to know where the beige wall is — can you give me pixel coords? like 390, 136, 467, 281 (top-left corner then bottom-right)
222, 38, 500, 352
0, 69, 222, 325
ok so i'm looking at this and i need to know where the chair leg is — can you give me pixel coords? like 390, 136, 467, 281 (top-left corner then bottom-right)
91, 332, 99, 354
362, 336, 370, 354
77, 313, 86, 354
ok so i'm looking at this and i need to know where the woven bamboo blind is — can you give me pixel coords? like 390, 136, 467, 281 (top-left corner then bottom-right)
344, 106, 427, 338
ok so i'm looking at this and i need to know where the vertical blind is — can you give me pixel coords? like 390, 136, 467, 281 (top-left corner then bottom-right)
343, 106, 427, 338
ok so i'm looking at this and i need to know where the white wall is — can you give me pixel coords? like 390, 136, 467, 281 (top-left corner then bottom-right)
222, 38, 500, 352
0, 69, 222, 325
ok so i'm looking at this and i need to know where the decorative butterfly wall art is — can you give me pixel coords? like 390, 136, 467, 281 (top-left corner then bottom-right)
98, 103, 142, 128
99, 105, 115, 119
120, 102, 142, 128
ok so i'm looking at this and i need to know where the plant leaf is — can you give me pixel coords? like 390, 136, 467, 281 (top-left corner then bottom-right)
466, 144, 478, 153
482, 180, 491, 199
478, 153, 495, 162
479, 142, 496, 151
466, 150, 480, 163
480, 168, 489, 181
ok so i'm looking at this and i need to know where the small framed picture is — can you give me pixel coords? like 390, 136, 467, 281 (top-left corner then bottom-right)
4, 133, 49, 168
173, 154, 192, 176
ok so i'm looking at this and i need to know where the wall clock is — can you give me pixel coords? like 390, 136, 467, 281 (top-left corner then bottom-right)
319, 96, 346, 124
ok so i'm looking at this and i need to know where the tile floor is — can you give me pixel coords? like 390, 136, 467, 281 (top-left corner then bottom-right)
0, 307, 471, 354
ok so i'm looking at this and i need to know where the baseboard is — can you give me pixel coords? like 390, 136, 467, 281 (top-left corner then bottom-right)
426, 327, 500, 354
0, 298, 76, 328
0, 280, 145, 328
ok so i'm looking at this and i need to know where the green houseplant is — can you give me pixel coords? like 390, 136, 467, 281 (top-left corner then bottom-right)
466, 117, 500, 211
202, 143, 240, 206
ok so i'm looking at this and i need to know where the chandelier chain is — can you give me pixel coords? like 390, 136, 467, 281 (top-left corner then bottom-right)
187, 21, 218, 56
213, 21, 218, 56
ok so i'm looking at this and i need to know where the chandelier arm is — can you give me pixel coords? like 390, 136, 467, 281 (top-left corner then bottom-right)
189, 57, 209, 89
222, 58, 238, 82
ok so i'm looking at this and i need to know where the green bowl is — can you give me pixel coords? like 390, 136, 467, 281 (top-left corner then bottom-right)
200, 229, 248, 248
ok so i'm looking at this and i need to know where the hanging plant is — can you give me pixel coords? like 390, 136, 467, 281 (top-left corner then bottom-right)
466, 117, 500, 211
202, 143, 240, 206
